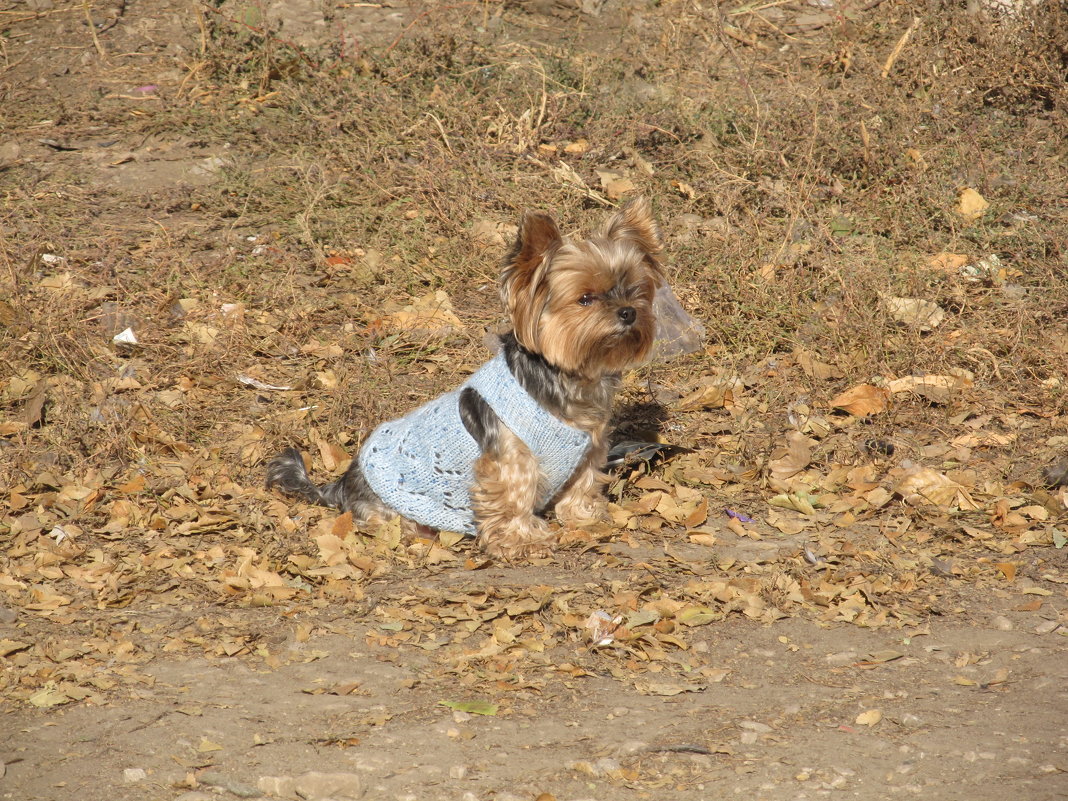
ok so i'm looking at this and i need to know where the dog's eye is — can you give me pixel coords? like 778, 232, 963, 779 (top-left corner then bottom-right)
578, 293, 597, 306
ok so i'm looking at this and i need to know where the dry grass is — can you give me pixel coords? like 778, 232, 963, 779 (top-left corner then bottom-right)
2, 0, 1066, 492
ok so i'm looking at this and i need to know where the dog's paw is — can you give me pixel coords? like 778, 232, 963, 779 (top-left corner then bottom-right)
479, 517, 557, 560
555, 493, 609, 529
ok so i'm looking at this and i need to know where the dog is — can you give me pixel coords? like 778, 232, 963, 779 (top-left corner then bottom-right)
266, 197, 664, 559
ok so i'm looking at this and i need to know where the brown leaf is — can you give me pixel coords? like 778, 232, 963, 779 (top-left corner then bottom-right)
768, 432, 816, 482
927, 252, 970, 274
829, 384, 890, 416
796, 350, 842, 380
675, 376, 740, 411
893, 465, 980, 511
22, 380, 48, 426
887, 373, 973, 403
375, 291, 463, 337
993, 562, 1017, 582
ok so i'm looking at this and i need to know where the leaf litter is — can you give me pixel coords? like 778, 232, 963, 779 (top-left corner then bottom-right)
0, 18, 1065, 786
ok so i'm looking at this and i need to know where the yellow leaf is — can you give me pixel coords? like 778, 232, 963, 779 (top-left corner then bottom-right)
677, 606, 721, 626
198, 738, 224, 753
957, 187, 989, 221
855, 709, 882, 726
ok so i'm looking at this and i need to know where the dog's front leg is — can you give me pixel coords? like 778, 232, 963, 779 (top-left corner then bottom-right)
470, 425, 556, 558
553, 434, 610, 528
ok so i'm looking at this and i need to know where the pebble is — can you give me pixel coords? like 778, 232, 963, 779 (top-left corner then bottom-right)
991, 615, 1014, 631
260, 771, 364, 800
825, 650, 858, 666
739, 720, 772, 733
449, 765, 468, 780
122, 768, 147, 783
200, 773, 260, 798
1034, 619, 1061, 635
0, 607, 17, 624
612, 740, 649, 756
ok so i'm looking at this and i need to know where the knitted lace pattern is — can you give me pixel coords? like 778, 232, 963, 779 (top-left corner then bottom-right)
358, 353, 591, 535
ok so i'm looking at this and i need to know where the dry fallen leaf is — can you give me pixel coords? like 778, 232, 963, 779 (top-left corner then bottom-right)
882, 295, 945, 331
376, 290, 463, 337
595, 168, 636, 198
830, 384, 890, 416
893, 465, 980, 511
855, 709, 882, 726
675, 375, 741, 411
886, 372, 973, 403
927, 252, 970, 274
957, 187, 989, 221
768, 432, 816, 483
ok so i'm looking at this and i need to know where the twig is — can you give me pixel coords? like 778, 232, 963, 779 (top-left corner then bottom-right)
881, 16, 920, 79
425, 112, 454, 154
83, 0, 109, 62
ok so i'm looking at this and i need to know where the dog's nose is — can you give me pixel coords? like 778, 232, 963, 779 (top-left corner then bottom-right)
617, 306, 636, 326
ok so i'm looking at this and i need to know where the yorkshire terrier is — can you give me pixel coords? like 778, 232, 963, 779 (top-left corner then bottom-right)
266, 197, 664, 559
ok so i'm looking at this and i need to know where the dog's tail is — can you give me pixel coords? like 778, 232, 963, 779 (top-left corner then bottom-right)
265, 447, 346, 509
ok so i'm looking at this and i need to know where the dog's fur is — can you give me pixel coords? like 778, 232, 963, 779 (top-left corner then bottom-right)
266, 198, 663, 558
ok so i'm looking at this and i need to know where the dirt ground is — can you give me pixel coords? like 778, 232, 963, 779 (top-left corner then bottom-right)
2, 0, 1068, 799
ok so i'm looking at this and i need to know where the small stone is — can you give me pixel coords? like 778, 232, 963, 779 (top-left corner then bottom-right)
825, 650, 858, 666
612, 740, 648, 756
739, 720, 772, 733
123, 768, 147, 783
0, 607, 16, 624
199, 773, 260, 798
992, 615, 1014, 631
449, 765, 468, 780
259, 776, 297, 796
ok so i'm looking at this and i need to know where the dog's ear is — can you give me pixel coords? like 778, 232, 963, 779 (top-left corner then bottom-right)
500, 211, 562, 325
603, 197, 664, 282
603, 197, 662, 254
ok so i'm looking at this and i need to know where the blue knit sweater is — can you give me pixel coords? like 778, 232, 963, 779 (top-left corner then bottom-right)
358, 353, 591, 535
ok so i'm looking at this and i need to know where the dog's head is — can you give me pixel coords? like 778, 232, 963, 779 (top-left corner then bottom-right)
499, 198, 664, 379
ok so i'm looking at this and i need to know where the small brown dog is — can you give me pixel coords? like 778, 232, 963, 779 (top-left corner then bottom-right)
267, 198, 663, 558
